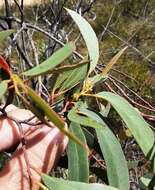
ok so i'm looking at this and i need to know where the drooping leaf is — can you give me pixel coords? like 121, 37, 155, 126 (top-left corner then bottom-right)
41, 174, 120, 190
96, 127, 129, 190
0, 80, 8, 100
23, 42, 75, 77
86, 92, 155, 161
68, 122, 89, 182
76, 108, 129, 190
0, 29, 15, 42
66, 8, 99, 74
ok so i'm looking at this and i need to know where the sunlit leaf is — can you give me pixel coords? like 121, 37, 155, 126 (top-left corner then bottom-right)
42, 174, 120, 190
0, 80, 8, 100
23, 42, 75, 77
68, 122, 89, 182
66, 8, 99, 74
85, 92, 155, 161
0, 29, 15, 42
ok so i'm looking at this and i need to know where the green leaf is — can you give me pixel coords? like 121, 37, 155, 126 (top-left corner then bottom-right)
27, 86, 65, 129
13, 74, 87, 151
26, 86, 88, 151
96, 127, 129, 189
0, 30, 15, 42
87, 92, 155, 161
68, 122, 89, 182
0, 80, 8, 100
41, 174, 120, 190
77, 108, 129, 190
54, 63, 87, 93
60, 64, 87, 92
23, 42, 75, 77
51, 60, 88, 74
67, 103, 103, 129
66, 8, 99, 74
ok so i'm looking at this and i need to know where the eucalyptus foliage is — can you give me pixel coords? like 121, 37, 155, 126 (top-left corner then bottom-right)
0, 8, 154, 190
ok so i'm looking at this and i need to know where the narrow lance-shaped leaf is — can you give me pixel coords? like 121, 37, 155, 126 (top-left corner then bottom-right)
54, 63, 88, 94
79, 108, 129, 190
101, 46, 127, 76
0, 80, 8, 100
85, 92, 155, 161
27, 87, 88, 150
68, 122, 89, 182
59, 63, 88, 92
51, 60, 88, 74
41, 174, 120, 190
66, 8, 99, 74
23, 42, 75, 77
12, 75, 88, 151
0, 29, 15, 42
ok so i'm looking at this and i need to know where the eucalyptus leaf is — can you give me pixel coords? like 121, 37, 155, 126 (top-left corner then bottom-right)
23, 42, 75, 77
13, 74, 87, 150
26, 86, 87, 150
77, 108, 129, 190
66, 8, 99, 74
42, 174, 120, 190
68, 122, 89, 182
67, 104, 103, 129
54, 63, 87, 93
51, 61, 88, 74
89, 92, 155, 160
